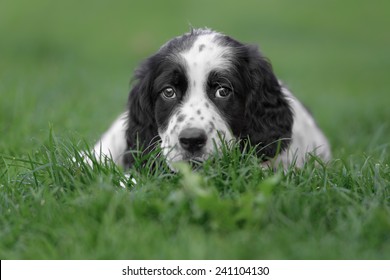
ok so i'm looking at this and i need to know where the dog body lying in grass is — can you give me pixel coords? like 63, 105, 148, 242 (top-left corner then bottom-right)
92, 28, 331, 169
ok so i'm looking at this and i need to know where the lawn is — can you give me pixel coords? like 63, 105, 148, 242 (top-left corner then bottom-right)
0, 0, 389, 259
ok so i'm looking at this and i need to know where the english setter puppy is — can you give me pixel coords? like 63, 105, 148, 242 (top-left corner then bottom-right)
92, 28, 331, 169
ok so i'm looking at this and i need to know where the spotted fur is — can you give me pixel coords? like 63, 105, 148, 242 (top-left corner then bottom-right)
92, 28, 331, 169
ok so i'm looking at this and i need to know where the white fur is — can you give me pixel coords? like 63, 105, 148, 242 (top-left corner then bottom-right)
91, 112, 128, 165
159, 33, 234, 163
274, 87, 331, 168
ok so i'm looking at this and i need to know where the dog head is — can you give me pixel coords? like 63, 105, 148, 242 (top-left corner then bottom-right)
124, 28, 293, 168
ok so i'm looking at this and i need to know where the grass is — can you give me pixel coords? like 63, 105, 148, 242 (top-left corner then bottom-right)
1, 0, 390, 259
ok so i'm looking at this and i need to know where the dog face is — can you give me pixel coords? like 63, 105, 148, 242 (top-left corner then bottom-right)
155, 32, 239, 163
124, 29, 293, 168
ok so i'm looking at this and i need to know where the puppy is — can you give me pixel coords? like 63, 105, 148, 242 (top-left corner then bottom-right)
92, 28, 331, 169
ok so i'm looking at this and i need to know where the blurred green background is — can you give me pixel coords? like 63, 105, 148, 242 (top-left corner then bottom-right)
1, 0, 390, 260
1, 0, 389, 158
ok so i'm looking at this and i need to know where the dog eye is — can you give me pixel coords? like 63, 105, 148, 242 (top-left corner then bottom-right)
161, 87, 176, 99
215, 87, 232, 98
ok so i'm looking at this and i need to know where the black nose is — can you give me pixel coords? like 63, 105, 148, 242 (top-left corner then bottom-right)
179, 128, 207, 153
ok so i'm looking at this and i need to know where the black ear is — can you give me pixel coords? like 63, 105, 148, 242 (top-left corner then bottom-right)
123, 58, 160, 167
243, 45, 293, 159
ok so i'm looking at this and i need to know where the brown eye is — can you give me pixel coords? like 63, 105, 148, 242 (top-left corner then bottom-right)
161, 87, 176, 99
215, 87, 232, 98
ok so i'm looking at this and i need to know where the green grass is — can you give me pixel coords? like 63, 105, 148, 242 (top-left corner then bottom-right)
1, 0, 390, 259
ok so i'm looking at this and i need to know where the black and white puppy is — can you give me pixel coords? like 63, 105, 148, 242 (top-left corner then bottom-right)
92, 28, 331, 169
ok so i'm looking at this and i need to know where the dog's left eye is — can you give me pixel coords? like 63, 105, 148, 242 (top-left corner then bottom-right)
215, 87, 232, 98
161, 87, 177, 99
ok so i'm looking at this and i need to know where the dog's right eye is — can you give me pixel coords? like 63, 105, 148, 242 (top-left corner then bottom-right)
161, 87, 177, 100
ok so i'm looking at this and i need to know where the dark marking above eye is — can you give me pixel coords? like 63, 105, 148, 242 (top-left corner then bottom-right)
205, 102, 209, 108
199, 44, 206, 52
170, 125, 177, 135
197, 109, 201, 115
177, 114, 186, 122
209, 121, 215, 129
170, 125, 178, 135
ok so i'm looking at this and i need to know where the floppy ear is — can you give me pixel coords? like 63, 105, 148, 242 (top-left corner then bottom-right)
123, 58, 160, 167
243, 45, 293, 159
